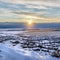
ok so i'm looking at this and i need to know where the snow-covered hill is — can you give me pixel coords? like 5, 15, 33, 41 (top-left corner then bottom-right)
0, 29, 60, 60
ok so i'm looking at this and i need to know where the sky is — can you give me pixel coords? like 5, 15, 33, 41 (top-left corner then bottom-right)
0, 0, 60, 23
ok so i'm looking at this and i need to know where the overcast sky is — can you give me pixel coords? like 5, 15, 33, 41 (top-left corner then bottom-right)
0, 0, 60, 23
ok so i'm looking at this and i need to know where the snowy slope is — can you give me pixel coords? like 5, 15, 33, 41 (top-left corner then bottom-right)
0, 30, 60, 60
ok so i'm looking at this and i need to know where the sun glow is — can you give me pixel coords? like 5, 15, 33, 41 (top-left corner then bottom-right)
28, 20, 33, 25
25, 20, 34, 28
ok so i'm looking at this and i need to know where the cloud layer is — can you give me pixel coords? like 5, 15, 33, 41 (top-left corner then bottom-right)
0, 0, 60, 23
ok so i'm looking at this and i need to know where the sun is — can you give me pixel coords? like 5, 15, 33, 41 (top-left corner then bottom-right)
26, 20, 34, 28
25, 19, 34, 28
28, 20, 33, 25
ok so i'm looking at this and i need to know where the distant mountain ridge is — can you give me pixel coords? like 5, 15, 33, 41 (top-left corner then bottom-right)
0, 22, 60, 29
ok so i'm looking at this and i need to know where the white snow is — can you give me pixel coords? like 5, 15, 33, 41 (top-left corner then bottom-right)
0, 29, 60, 60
